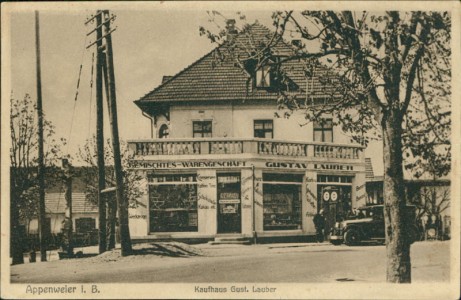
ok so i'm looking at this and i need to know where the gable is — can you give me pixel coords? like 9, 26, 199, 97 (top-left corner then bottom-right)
135, 23, 340, 107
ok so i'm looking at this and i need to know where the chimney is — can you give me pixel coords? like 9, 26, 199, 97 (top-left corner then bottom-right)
226, 19, 238, 42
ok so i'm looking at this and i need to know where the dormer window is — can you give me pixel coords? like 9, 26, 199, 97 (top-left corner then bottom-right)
256, 65, 271, 88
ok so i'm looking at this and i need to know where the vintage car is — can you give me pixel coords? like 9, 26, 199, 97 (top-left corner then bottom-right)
330, 205, 420, 246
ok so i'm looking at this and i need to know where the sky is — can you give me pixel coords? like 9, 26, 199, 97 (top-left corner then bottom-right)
4, 3, 387, 172
7, 5, 280, 163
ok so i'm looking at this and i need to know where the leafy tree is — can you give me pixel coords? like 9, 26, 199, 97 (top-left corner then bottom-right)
202, 11, 451, 283
10, 93, 66, 264
77, 136, 143, 249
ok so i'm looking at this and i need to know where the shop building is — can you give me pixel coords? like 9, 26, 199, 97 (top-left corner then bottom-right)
127, 22, 367, 241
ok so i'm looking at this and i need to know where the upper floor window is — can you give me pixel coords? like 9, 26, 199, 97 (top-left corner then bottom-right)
193, 121, 212, 138
256, 65, 271, 88
314, 119, 333, 142
159, 124, 169, 139
254, 120, 273, 138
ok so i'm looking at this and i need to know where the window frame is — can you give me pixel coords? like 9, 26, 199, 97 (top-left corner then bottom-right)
148, 174, 198, 233
75, 217, 96, 233
192, 120, 212, 138
313, 118, 333, 143
158, 123, 169, 139
262, 173, 303, 231
255, 65, 272, 88
254, 119, 274, 139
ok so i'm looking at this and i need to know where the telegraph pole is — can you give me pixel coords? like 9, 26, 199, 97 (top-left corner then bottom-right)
101, 10, 132, 256
101, 54, 117, 250
95, 11, 107, 254
35, 11, 47, 262
86, 10, 132, 256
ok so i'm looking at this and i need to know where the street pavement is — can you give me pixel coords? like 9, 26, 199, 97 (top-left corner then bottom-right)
10, 241, 450, 283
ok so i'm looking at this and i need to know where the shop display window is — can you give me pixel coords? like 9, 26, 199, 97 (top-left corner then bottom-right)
148, 174, 198, 232
262, 173, 302, 231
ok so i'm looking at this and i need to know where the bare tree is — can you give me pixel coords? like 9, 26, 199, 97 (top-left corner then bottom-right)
78, 136, 142, 250
10, 93, 66, 264
202, 11, 451, 283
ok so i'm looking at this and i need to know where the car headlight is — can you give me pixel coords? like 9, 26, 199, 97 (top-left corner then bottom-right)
335, 222, 341, 229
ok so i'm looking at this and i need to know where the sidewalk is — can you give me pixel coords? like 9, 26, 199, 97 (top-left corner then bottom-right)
16, 240, 334, 264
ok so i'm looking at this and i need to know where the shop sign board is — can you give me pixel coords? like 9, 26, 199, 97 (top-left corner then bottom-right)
222, 205, 237, 214
130, 160, 356, 171
219, 199, 240, 204
219, 192, 239, 199
314, 163, 354, 171
129, 160, 247, 169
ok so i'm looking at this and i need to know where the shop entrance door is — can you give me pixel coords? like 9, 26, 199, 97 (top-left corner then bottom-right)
217, 173, 241, 233
317, 185, 352, 239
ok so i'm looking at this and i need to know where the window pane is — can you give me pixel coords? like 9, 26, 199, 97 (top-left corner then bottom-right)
149, 183, 198, 232
159, 124, 169, 138
313, 121, 322, 130
193, 121, 212, 137
324, 131, 333, 142
256, 66, 271, 88
263, 70, 271, 86
203, 122, 212, 132
256, 70, 264, 87
263, 184, 302, 231
254, 120, 273, 139
314, 131, 323, 142
254, 130, 264, 138
193, 123, 202, 131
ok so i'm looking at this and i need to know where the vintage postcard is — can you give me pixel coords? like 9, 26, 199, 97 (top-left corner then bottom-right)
1, 1, 460, 299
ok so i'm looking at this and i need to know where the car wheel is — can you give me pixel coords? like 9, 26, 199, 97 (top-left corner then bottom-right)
330, 240, 342, 246
344, 229, 361, 246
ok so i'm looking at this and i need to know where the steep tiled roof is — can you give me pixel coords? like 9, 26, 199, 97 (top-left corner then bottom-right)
135, 23, 338, 106
45, 193, 98, 214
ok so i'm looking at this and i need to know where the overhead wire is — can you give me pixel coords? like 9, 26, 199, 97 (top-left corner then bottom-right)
47, 32, 88, 259
87, 51, 96, 140
65, 33, 88, 157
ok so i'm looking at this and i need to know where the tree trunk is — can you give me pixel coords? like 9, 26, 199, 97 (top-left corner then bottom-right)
10, 191, 24, 265
61, 160, 74, 256
382, 113, 411, 283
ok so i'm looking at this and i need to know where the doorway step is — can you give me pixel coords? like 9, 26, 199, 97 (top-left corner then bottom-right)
208, 235, 252, 245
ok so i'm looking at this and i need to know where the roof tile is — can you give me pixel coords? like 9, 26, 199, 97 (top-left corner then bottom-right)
136, 23, 339, 105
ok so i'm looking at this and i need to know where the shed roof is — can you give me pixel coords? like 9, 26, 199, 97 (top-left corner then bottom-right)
45, 193, 97, 214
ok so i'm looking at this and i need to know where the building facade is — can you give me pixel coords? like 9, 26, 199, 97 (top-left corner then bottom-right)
127, 22, 367, 241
